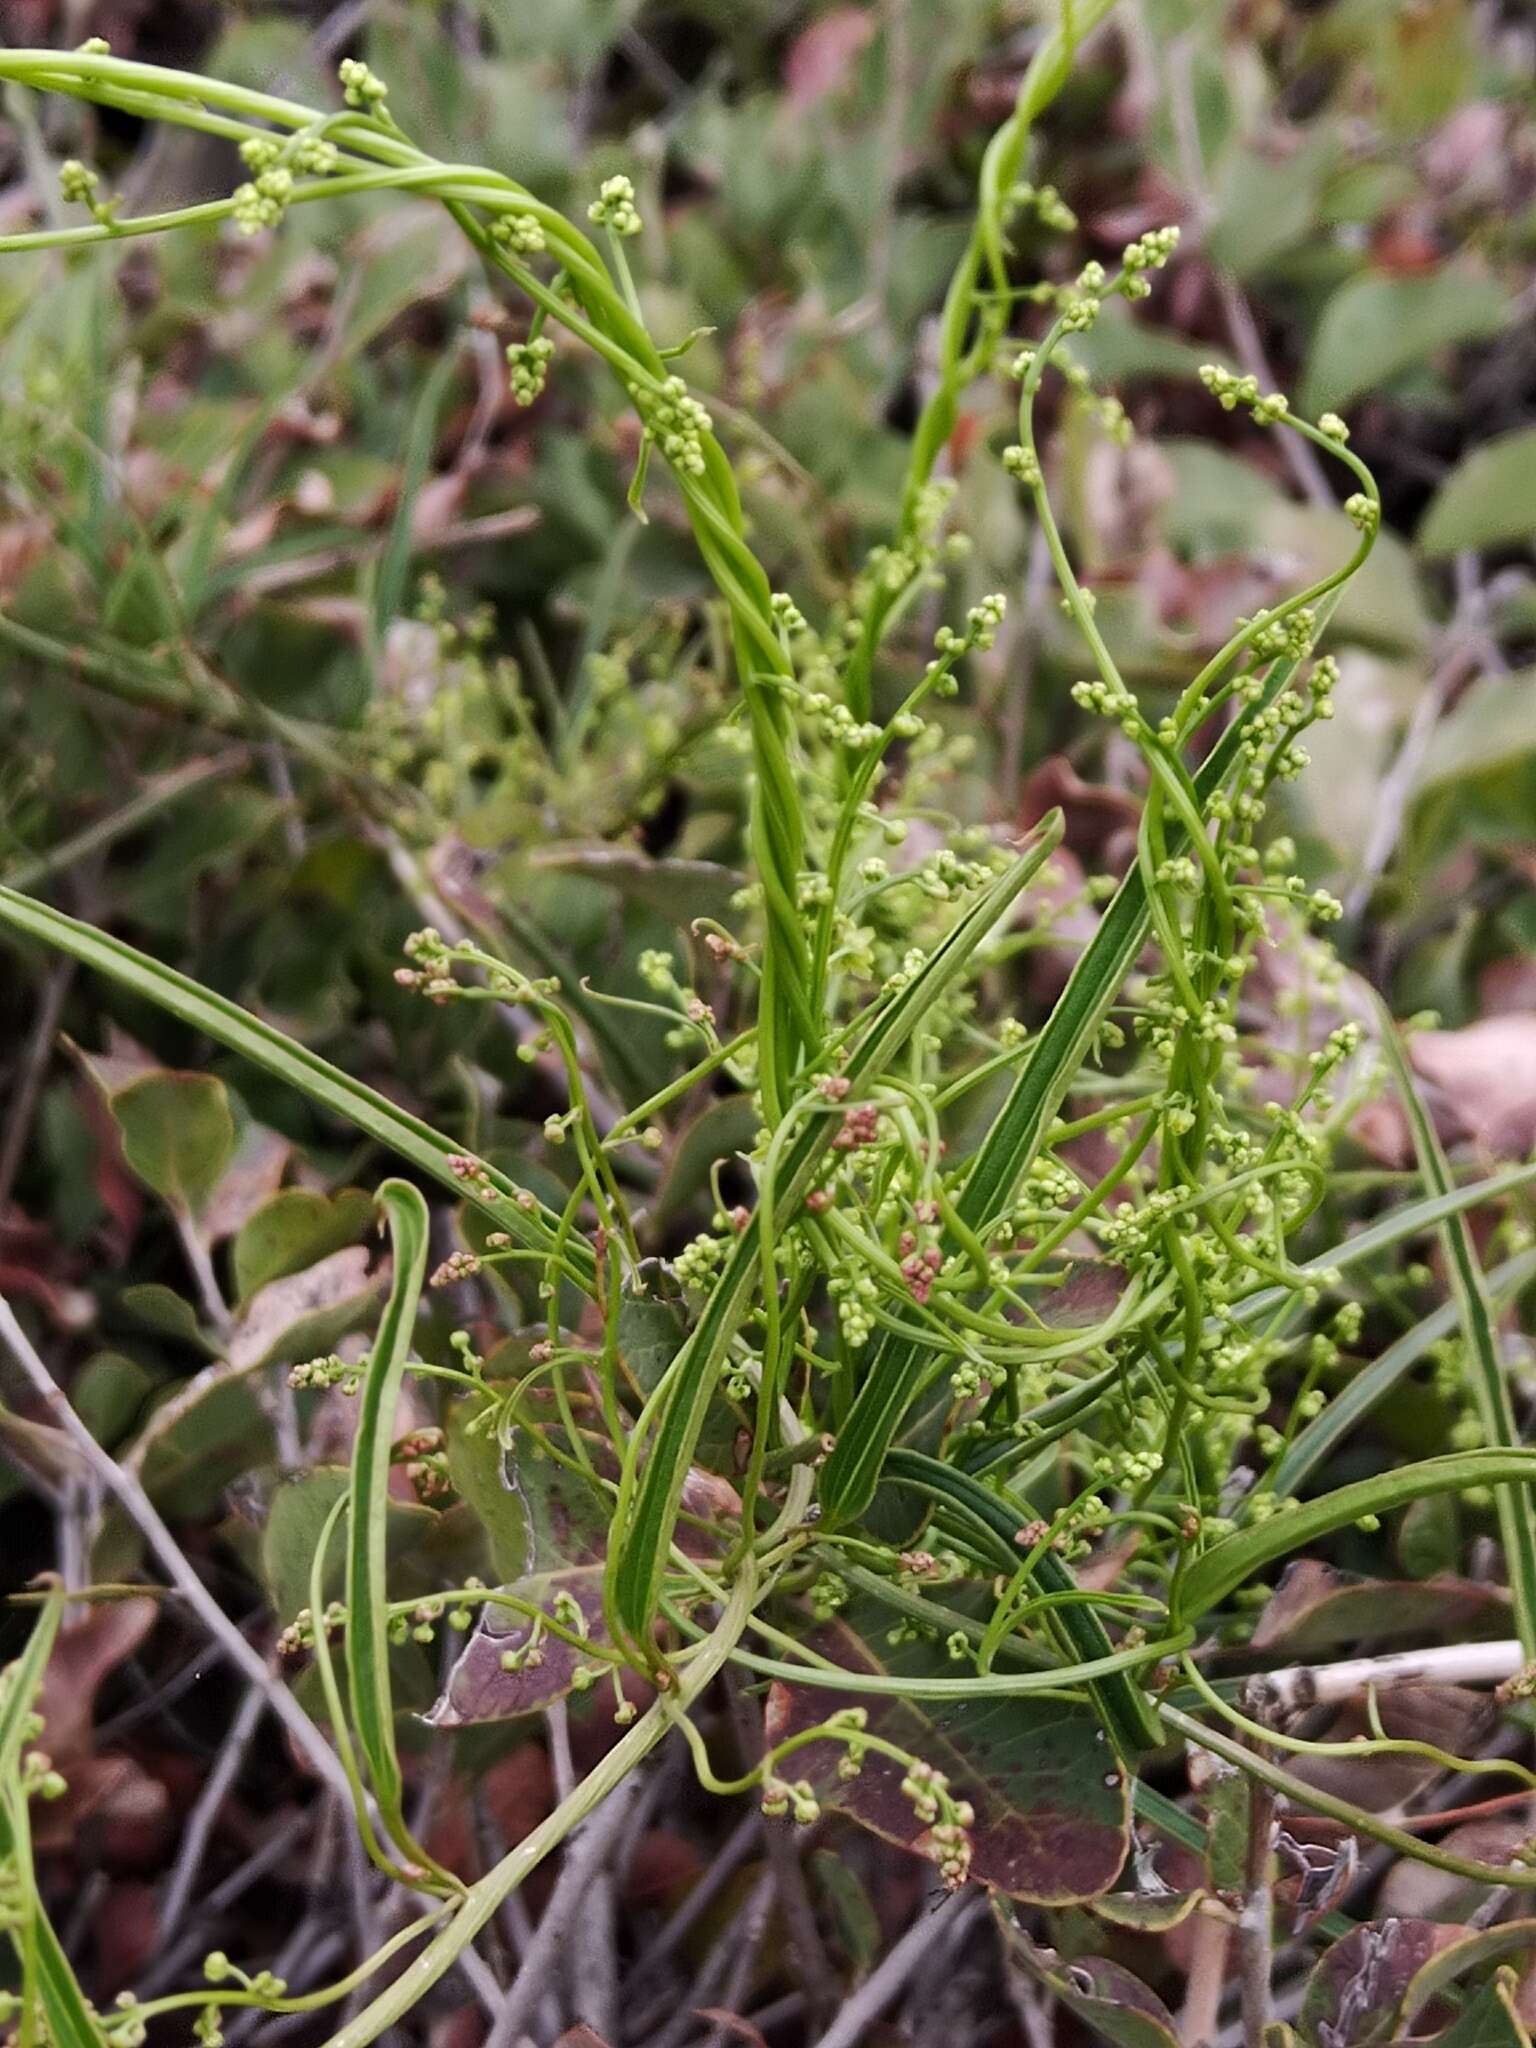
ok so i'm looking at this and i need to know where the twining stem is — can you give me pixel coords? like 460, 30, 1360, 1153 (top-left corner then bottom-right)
316, 1563, 757, 2048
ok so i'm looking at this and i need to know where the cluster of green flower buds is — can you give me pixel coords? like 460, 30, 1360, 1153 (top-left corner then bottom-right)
289, 1351, 364, 1393
1344, 491, 1379, 534
899, 1760, 976, 1886
1199, 364, 1288, 425
59, 158, 117, 227
490, 207, 546, 254
1011, 179, 1077, 234
760, 1774, 821, 1823
1119, 224, 1180, 297
507, 336, 555, 406
588, 173, 642, 237
633, 373, 713, 478
338, 57, 389, 109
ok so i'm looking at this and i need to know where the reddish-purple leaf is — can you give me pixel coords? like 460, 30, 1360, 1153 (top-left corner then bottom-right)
764, 1607, 1129, 1904
1000, 1915, 1181, 2048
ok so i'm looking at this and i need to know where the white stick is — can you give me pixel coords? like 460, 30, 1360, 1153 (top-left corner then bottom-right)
1255, 1639, 1527, 1714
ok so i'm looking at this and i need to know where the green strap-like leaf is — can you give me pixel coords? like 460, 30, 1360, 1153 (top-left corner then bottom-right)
344, 1180, 447, 1879
1273, 1248, 1536, 1499
1176, 1448, 1536, 1622
1375, 1005, 1536, 1660
0, 885, 594, 1293
819, 635, 1336, 1527
605, 818, 1064, 1663
883, 1448, 1164, 1755
0, 1586, 111, 2048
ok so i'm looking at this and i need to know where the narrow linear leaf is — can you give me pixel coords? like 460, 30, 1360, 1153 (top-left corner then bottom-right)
372, 350, 456, 642
821, 626, 1342, 1527
607, 819, 1064, 1662
0, 1587, 110, 2048
1377, 1004, 1536, 1660
345, 1179, 450, 1882
1273, 1249, 1536, 1498
885, 1449, 1164, 1756
1177, 1449, 1536, 1622
0, 886, 593, 1291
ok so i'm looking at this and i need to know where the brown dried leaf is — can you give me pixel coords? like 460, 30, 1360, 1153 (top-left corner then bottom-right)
1250, 1559, 1512, 1656
1408, 1016, 1536, 1157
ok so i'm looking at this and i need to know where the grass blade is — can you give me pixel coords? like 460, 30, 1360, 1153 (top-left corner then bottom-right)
0, 1586, 110, 2048
371, 352, 456, 645
345, 1180, 455, 1884
1176, 1448, 1536, 1622
0, 885, 595, 1294
1375, 1004, 1536, 1659
1272, 1248, 1536, 1498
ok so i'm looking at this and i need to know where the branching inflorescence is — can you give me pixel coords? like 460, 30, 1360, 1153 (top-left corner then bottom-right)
2, 15, 1535, 2048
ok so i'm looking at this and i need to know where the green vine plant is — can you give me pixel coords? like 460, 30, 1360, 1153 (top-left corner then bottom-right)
2, 15, 1536, 2048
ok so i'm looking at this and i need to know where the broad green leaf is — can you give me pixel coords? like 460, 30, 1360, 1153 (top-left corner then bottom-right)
1430, 1977, 1529, 2048
1207, 134, 1334, 278
764, 1603, 1131, 1903
443, 1365, 610, 1581
1161, 438, 1286, 559
1412, 671, 1536, 793
261, 1466, 440, 1625
524, 845, 743, 927
1398, 1491, 1461, 1581
139, 1377, 276, 1521
1373, 0, 1475, 138
230, 1247, 380, 1373
118, 1282, 217, 1353
435, 1388, 615, 1723
233, 1186, 373, 1303
615, 1285, 690, 1398
70, 1352, 157, 1447
1418, 430, 1536, 556
1303, 270, 1509, 415
108, 1070, 236, 1215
